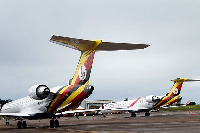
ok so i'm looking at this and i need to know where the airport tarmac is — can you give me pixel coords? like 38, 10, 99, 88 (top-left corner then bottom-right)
1, 111, 200, 133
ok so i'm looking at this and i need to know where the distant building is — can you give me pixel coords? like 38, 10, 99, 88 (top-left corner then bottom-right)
80, 100, 115, 110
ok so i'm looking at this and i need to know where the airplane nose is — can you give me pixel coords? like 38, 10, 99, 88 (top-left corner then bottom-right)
84, 85, 94, 96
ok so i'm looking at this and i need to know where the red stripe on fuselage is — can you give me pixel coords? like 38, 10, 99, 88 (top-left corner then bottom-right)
129, 97, 141, 107
50, 85, 75, 112
154, 96, 171, 108
169, 98, 178, 105
176, 83, 183, 93
59, 89, 87, 112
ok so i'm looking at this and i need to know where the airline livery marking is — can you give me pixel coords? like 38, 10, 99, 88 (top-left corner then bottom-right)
153, 82, 183, 108
78, 65, 87, 80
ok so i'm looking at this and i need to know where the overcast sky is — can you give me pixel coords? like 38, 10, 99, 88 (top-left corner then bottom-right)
1, 1, 200, 104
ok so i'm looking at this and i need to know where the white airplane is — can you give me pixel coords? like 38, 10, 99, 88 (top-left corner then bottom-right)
98, 78, 200, 117
161, 100, 191, 108
0, 35, 149, 129
182, 100, 191, 106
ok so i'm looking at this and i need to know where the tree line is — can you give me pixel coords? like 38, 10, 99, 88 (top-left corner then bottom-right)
0, 99, 12, 107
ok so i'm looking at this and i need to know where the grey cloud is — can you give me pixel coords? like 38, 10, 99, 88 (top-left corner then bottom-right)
0, 0, 200, 103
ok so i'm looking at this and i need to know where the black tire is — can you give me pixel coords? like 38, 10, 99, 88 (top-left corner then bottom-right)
50, 120, 54, 128
131, 112, 136, 117
55, 119, 59, 127
22, 121, 27, 129
17, 121, 22, 129
145, 112, 150, 116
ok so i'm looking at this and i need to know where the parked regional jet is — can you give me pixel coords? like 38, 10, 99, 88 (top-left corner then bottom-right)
183, 100, 191, 106
99, 78, 200, 117
0, 35, 149, 128
161, 100, 191, 108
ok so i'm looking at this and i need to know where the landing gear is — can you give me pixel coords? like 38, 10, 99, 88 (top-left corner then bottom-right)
17, 120, 27, 129
145, 112, 150, 116
55, 119, 59, 127
22, 121, 27, 128
131, 112, 136, 117
50, 118, 59, 128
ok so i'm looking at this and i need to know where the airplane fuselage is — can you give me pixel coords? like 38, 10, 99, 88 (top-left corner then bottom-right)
101, 98, 154, 113
1, 85, 94, 118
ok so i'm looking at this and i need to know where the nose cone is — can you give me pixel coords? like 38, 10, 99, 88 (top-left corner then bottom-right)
84, 85, 94, 97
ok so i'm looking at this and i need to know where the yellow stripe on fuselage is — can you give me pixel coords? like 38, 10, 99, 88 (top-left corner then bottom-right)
48, 85, 70, 110
163, 95, 179, 106
154, 96, 168, 107
56, 85, 85, 112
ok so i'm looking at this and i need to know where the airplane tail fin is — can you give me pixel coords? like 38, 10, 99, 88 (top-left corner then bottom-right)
168, 78, 187, 96
50, 35, 150, 85
153, 78, 200, 109
169, 78, 200, 96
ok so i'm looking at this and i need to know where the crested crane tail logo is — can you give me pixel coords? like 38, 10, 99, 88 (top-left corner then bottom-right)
78, 65, 87, 80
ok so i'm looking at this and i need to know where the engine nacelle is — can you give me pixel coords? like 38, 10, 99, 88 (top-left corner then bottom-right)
177, 96, 182, 102
29, 84, 50, 100
84, 85, 94, 97
145, 95, 161, 103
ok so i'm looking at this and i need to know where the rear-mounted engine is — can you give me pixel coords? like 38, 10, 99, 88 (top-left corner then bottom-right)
29, 84, 50, 100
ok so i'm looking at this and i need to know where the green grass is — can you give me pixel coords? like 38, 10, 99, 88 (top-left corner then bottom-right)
160, 105, 200, 111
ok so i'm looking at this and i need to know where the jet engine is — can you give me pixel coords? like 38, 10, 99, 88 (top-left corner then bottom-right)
29, 84, 50, 100
84, 85, 94, 98
177, 96, 182, 102
145, 95, 161, 103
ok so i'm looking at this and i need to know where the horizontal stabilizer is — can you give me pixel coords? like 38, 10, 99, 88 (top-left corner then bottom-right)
171, 78, 200, 82
97, 42, 149, 51
50, 35, 150, 52
50, 35, 98, 52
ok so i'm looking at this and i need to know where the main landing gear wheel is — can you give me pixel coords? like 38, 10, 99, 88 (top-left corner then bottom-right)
145, 112, 150, 116
17, 121, 27, 129
131, 112, 136, 117
50, 119, 59, 128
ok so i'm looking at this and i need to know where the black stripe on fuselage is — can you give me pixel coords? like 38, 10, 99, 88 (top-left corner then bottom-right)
47, 86, 66, 110
51, 85, 81, 113
165, 95, 176, 105
154, 95, 175, 108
